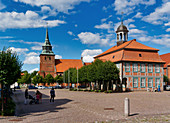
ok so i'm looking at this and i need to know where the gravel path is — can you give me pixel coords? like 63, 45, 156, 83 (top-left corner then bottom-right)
0, 89, 170, 123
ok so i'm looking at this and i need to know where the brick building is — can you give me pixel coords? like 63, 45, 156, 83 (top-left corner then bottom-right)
94, 21, 165, 91
160, 53, 170, 84
39, 28, 83, 78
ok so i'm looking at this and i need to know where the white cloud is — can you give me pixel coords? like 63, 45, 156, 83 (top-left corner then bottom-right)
129, 24, 136, 28
13, 0, 91, 14
129, 29, 147, 34
81, 49, 103, 57
82, 55, 94, 63
67, 31, 74, 36
78, 32, 109, 45
24, 56, 40, 64
0, 36, 13, 39
166, 28, 170, 32
95, 21, 113, 30
29, 68, 39, 73
101, 15, 112, 22
134, 12, 143, 18
8, 47, 29, 54
26, 52, 39, 56
41, 6, 57, 16
9, 40, 43, 46
75, 24, 78, 27
81, 49, 103, 62
142, 2, 170, 25
165, 22, 170, 26
31, 46, 42, 51
55, 55, 62, 59
9, 40, 43, 51
0, 11, 65, 30
114, 0, 156, 15
130, 32, 170, 47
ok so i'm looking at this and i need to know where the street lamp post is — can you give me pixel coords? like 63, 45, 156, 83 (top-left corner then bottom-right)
68, 69, 70, 89
77, 67, 78, 91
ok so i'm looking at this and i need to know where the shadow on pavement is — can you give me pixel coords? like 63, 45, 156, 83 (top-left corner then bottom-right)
13, 89, 73, 117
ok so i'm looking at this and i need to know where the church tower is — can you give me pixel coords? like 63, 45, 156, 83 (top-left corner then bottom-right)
116, 20, 129, 46
39, 27, 56, 78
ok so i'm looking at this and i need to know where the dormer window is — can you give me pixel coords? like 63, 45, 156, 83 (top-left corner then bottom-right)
139, 54, 142, 57
113, 56, 115, 58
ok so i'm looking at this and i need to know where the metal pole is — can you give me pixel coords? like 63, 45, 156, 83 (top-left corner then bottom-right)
63, 71, 65, 83
77, 67, 78, 91
68, 69, 70, 89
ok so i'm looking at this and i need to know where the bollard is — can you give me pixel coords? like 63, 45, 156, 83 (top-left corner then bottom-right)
124, 98, 130, 117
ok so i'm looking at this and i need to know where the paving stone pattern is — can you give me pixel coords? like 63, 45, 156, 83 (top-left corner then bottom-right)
0, 89, 170, 123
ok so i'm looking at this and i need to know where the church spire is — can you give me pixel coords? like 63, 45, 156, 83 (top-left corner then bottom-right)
41, 24, 54, 55
44, 23, 51, 46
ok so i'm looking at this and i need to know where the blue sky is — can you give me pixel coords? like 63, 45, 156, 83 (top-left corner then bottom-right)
0, 0, 169, 73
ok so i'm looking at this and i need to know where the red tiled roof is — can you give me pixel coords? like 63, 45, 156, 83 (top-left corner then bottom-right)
55, 59, 83, 72
94, 39, 159, 58
160, 53, 170, 67
21, 73, 24, 76
94, 39, 165, 63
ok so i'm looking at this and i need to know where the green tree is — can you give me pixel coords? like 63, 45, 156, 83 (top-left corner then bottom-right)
54, 75, 63, 84
30, 71, 38, 78
0, 48, 22, 115
32, 74, 44, 85
164, 75, 168, 83
98, 61, 119, 91
17, 72, 31, 85
44, 74, 54, 85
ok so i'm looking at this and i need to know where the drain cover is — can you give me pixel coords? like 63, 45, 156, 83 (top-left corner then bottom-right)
9, 119, 23, 121
104, 108, 114, 110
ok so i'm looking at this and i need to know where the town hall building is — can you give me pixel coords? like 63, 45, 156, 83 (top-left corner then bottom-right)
94, 21, 165, 91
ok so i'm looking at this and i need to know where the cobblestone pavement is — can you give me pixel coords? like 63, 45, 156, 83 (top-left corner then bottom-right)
0, 89, 170, 123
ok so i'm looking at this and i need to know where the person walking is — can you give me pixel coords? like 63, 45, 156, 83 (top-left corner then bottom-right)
50, 88, 55, 102
24, 88, 29, 105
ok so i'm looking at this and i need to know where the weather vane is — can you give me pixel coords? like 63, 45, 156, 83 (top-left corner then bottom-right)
121, 12, 124, 24
46, 22, 48, 28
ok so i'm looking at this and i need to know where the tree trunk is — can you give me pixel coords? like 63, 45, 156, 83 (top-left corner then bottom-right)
96, 80, 99, 90
90, 82, 92, 90
107, 81, 109, 91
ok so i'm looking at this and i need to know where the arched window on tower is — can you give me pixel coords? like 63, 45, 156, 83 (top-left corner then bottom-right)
45, 57, 46, 60
124, 33, 126, 41
49, 57, 51, 60
120, 33, 122, 41
117, 34, 119, 41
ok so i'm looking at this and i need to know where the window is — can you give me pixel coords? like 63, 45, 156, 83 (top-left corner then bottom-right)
45, 57, 46, 60
133, 77, 138, 88
148, 64, 152, 73
125, 63, 130, 72
155, 78, 160, 88
155, 64, 160, 73
148, 78, 153, 88
133, 63, 138, 72
141, 63, 145, 72
141, 78, 145, 88
139, 54, 142, 57
49, 57, 51, 60
113, 56, 115, 58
